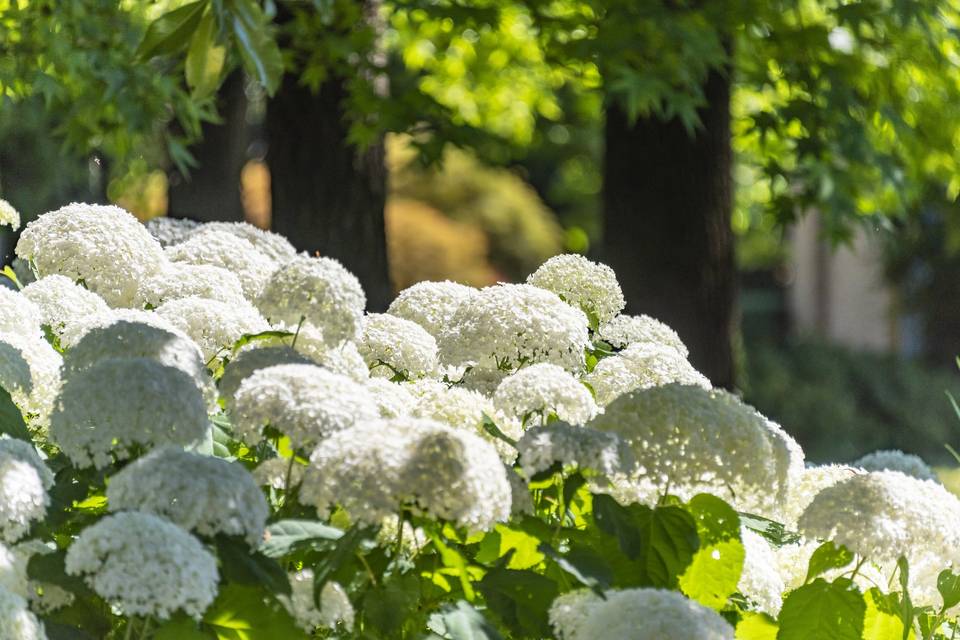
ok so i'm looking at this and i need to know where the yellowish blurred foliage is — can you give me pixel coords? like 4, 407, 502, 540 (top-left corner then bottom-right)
241, 160, 271, 230
108, 165, 168, 222
385, 198, 499, 291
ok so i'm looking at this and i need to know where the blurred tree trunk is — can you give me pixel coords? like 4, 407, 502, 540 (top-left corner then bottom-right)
167, 72, 249, 223
601, 66, 736, 389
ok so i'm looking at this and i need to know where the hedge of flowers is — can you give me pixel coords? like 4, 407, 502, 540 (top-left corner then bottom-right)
0, 200, 955, 639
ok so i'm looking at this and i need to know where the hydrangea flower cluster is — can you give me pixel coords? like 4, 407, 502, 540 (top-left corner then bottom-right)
387, 280, 478, 338
493, 363, 598, 426
852, 449, 938, 481
527, 253, 626, 326
358, 313, 438, 379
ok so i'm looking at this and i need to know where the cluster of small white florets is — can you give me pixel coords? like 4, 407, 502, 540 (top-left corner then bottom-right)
166, 229, 277, 299
548, 588, 733, 640
145, 216, 200, 247
155, 296, 270, 361
0, 331, 62, 427
493, 363, 598, 426
0, 199, 21, 230
21, 275, 109, 336
134, 262, 248, 309
585, 342, 710, 406
280, 571, 355, 633
65, 512, 219, 620
516, 422, 635, 479
358, 313, 438, 379
106, 447, 269, 546
0, 587, 46, 640
598, 313, 689, 355
0, 440, 53, 543
738, 528, 785, 616
527, 253, 626, 326
386, 280, 478, 338
852, 449, 938, 482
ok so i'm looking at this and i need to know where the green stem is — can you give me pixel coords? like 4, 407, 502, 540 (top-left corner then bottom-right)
283, 454, 297, 498
140, 616, 152, 640
394, 510, 405, 558
291, 315, 306, 348
123, 618, 136, 640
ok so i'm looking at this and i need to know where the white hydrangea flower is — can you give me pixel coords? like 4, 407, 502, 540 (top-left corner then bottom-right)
166, 230, 276, 299
549, 588, 733, 640
584, 343, 710, 407
107, 447, 268, 546
256, 256, 366, 345
21, 275, 109, 337
458, 366, 509, 396
189, 222, 297, 264
375, 515, 430, 552
58, 308, 181, 349
516, 423, 635, 479
264, 324, 370, 382
16, 203, 167, 307
280, 571, 354, 633
439, 284, 589, 373
219, 346, 312, 406
587, 384, 787, 511
0, 199, 20, 229
0, 332, 62, 428
493, 363, 598, 426
65, 512, 219, 620
754, 420, 806, 520
358, 313, 438, 379
0, 543, 27, 597
0, 588, 46, 640
365, 378, 415, 418
145, 216, 200, 247
781, 464, 862, 528
300, 418, 511, 532
50, 357, 210, 468
63, 320, 216, 411
155, 296, 270, 362
597, 313, 688, 356
0, 288, 42, 339
527, 254, 625, 326
134, 263, 248, 309
506, 466, 534, 515
252, 457, 304, 491
232, 364, 378, 450
0, 440, 53, 542
386, 280, 478, 339
852, 449, 938, 482
739, 528, 784, 616
13, 541, 74, 614
798, 470, 960, 564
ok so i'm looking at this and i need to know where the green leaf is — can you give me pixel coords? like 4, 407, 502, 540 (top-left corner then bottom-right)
777, 578, 866, 640
475, 525, 543, 570
431, 601, 504, 640
862, 588, 907, 640
216, 536, 290, 596
680, 494, 743, 609
137, 0, 208, 60
480, 414, 518, 448
154, 614, 215, 639
260, 519, 343, 558
739, 511, 800, 547
312, 525, 372, 599
202, 584, 307, 640
478, 568, 558, 638
938, 568, 960, 610
229, 330, 293, 356
362, 573, 420, 638
0, 385, 30, 441
223, 0, 283, 95
736, 612, 778, 640
185, 9, 227, 100
538, 542, 611, 592
804, 541, 854, 584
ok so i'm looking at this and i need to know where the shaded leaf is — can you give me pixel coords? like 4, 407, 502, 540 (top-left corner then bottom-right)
260, 519, 343, 559
777, 578, 866, 640
137, 0, 207, 60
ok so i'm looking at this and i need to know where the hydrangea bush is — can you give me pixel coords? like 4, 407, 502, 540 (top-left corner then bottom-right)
0, 201, 957, 639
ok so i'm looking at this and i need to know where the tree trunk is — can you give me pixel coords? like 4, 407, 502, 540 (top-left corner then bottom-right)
265, 73, 391, 311
167, 72, 250, 223
601, 67, 736, 388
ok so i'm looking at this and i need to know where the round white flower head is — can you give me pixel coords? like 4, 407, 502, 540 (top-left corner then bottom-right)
0, 199, 21, 230
256, 255, 366, 345
134, 263, 248, 309
280, 571, 354, 633
16, 203, 166, 307
458, 366, 509, 396
166, 230, 276, 299
232, 364, 378, 450
386, 280, 478, 339
358, 313, 437, 379
145, 216, 200, 247
107, 447, 268, 546
155, 296, 270, 362
438, 283, 590, 372
58, 308, 181, 349
0, 288, 42, 338
0, 542, 27, 597
189, 222, 297, 264
598, 313, 689, 356
21, 275, 110, 336
365, 378, 415, 418
266, 324, 370, 382
527, 254, 625, 326
587, 384, 786, 510
516, 423, 635, 479
219, 346, 312, 406
852, 449, 938, 482
549, 588, 733, 640
65, 512, 219, 620
0, 332, 62, 428
0, 588, 46, 640
252, 456, 304, 491
50, 357, 210, 469
781, 464, 862, 528
585, 343, 710, 406
798, 470, 960, 564
62, 320, 216, 411
300, 417, 511, 532
739, 528, 784, 616
493, 363, 598, 426
0, 440, 53, 542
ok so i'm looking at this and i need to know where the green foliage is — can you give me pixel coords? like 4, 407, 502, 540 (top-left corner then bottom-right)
778, 578, 866, 640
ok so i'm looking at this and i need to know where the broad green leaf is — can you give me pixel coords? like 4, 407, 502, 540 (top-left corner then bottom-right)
223, 0, 283, 95
0, 385, 30, 441
478, 568, 558, 638
430, 532, 476, 601
362, 573, 421, 638
312, 525, 372, 598
137, 0, 208, 60
185, 9, 226, 100
804, 541, 854, 584
777, 578, 866, 640
863, 588, 908, 640
260, 519, 343, 558
681, 495, 744, 608
739, 511, 800, 547
539, 542, 611, 592
216, 536, 290, 596
154, 614, 215, 639
475, 525, 543, 570
938, 569, 960, 610
736, 612, 778, 640
202, 584, 307, 640
430, 600, 504, 640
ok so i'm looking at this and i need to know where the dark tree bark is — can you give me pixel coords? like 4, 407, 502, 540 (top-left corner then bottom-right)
167, 72, 250, 223
601, 67, 736, 388
265, 73, 391, 311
